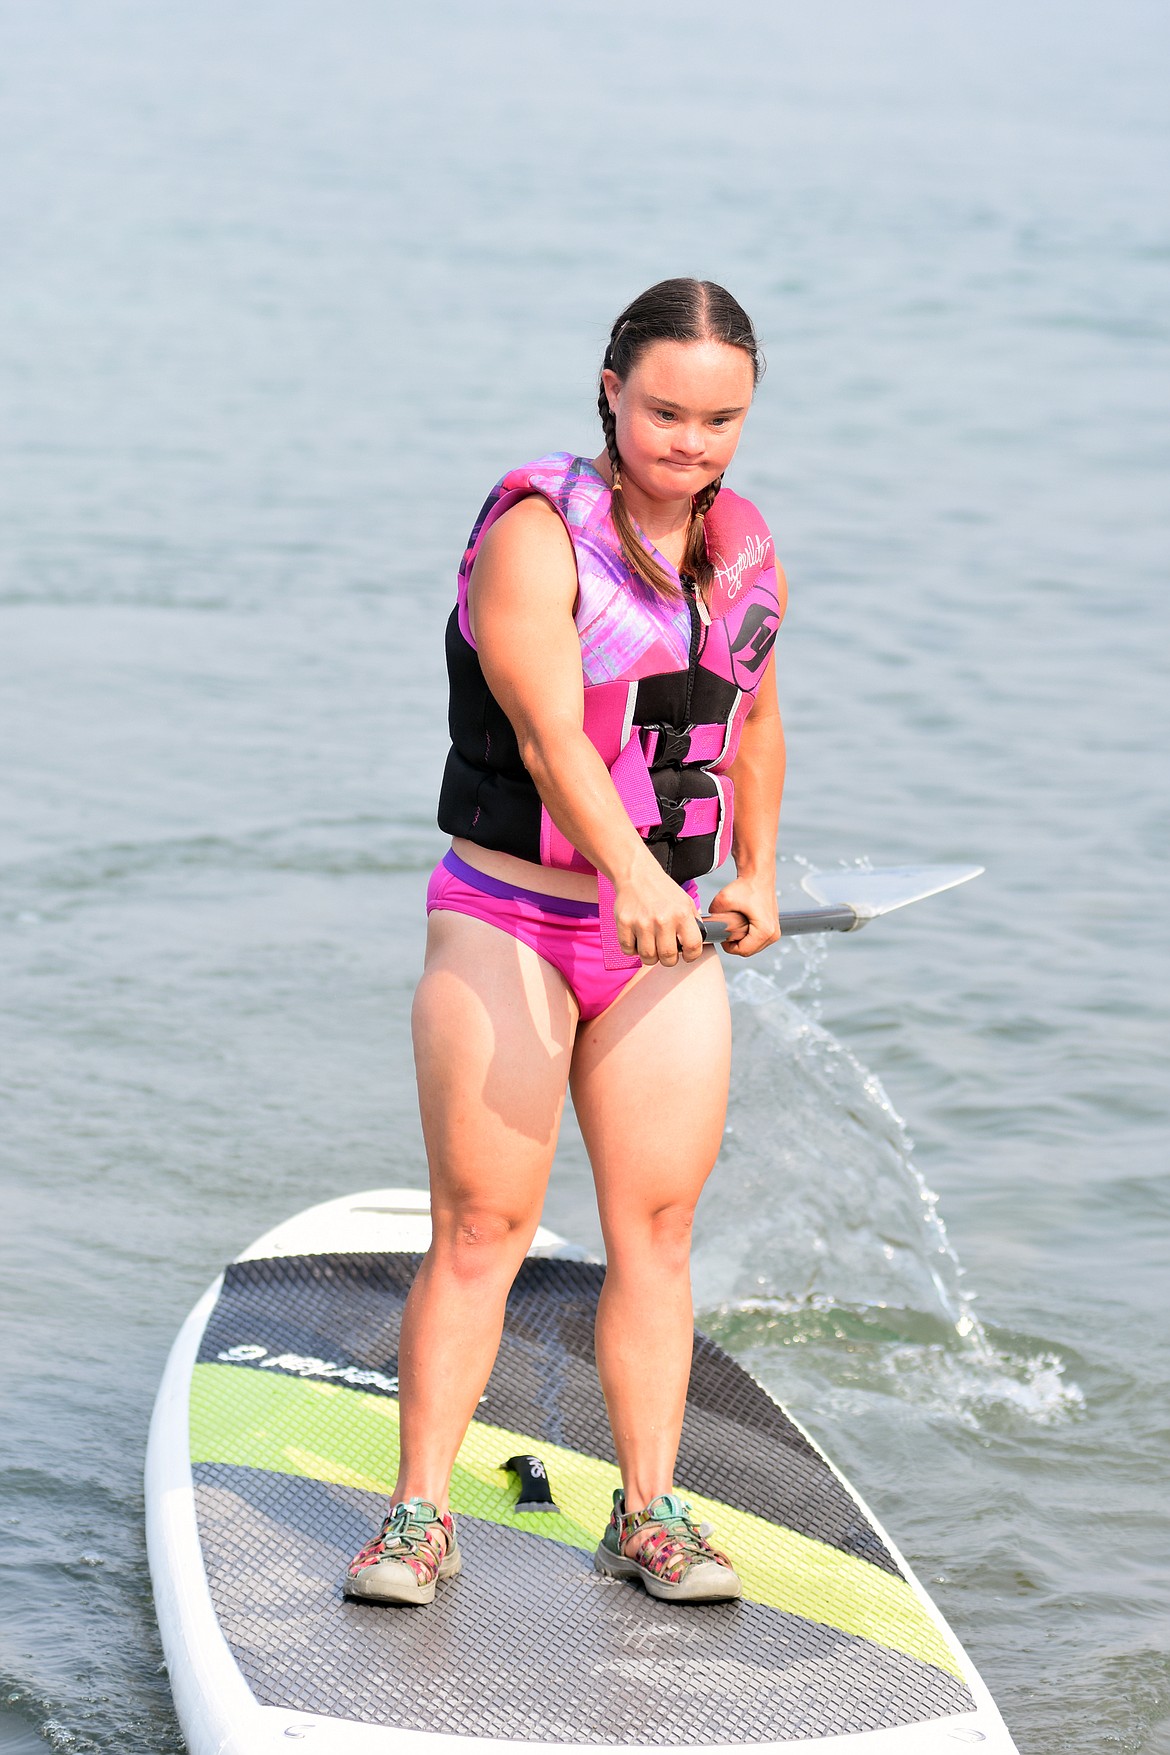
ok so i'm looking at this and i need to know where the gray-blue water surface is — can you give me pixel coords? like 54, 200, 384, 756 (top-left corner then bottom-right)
1, 2, 1168, 1750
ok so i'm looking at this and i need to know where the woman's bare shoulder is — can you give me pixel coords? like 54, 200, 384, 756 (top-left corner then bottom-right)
471, 493, 576, 602
480, 491, 568, 548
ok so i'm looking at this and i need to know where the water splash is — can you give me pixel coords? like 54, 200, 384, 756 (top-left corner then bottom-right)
695, 914, 1084, 1429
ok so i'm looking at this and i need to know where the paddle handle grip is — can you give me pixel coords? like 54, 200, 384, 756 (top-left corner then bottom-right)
698, 905, 860, 944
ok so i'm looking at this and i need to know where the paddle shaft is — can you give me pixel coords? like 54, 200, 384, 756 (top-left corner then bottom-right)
699, 906, 859, 944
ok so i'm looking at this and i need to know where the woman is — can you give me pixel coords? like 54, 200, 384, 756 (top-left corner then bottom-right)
346, 278, 786, 1607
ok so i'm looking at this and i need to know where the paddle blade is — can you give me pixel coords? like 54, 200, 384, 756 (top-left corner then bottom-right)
800, 863, 983, 923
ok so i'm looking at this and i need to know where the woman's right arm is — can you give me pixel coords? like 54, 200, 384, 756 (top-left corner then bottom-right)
467, 497, 704, 967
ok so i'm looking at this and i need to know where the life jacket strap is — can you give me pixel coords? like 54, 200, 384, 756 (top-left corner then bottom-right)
640, 722, 728, 768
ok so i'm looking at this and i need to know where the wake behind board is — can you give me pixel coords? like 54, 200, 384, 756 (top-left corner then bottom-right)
147, 1189, 1018, 1754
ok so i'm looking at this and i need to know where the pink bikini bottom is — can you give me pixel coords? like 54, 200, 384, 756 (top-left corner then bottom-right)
426, 850, 699, 1022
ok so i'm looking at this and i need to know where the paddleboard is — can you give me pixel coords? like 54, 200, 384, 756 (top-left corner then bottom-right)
147, 1188, 1019, 1753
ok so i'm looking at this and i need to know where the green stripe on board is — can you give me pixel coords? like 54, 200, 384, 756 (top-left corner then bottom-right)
190, 1361, 960, 1680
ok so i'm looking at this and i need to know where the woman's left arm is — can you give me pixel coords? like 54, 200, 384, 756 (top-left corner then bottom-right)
708, 647, 785, 958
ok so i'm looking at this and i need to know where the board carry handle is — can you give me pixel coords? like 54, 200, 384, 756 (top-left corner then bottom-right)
502, 1454, 560, 1513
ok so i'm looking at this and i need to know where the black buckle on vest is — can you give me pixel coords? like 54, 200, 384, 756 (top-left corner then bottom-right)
649, 797, 688, 840
642, 725, 693, 768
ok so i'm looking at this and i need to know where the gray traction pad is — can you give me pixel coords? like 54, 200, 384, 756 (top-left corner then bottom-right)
199, 1254, 898, 1573
195, 1465, 974, 1743
194, 1253, 974, 1741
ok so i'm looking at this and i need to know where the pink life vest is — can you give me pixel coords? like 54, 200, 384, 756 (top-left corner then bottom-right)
437, 453, 784, 952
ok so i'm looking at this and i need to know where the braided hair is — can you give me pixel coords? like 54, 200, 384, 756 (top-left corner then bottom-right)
598, 279, 762, 600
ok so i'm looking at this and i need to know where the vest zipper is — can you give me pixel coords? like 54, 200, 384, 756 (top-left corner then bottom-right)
679, 572, 705, 725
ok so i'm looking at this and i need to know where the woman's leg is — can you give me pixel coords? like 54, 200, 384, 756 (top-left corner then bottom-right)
392, 908, 578, 1509
569, 950, 731, 1512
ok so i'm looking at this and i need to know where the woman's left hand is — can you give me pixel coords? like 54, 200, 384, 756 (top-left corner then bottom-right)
706, 876, 781, 959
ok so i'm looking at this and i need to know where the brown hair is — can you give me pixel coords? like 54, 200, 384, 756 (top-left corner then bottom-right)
597, 278, 762, 599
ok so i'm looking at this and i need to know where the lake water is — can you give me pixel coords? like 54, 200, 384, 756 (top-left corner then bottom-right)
1, 2, 1168, 1750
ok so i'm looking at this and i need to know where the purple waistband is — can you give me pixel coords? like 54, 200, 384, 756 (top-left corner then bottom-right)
442, 849, 598, 916
442, 849, 701, 915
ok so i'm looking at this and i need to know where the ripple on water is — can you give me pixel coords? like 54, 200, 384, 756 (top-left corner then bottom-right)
0, 1468, 182, 1754
704, 1301, 1086, 1432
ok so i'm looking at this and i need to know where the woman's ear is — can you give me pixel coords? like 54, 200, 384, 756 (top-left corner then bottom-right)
600, 368, 622, 416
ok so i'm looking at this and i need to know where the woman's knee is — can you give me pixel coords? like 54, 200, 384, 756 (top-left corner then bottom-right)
607, 1200, 697, 1276
428, 1203, 538, 1283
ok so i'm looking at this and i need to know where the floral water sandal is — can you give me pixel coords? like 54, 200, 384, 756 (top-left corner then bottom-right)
595, 1489, 742, 1602
344, 1498, 461, 1606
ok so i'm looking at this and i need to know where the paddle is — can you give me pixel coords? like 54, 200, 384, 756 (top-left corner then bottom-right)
698, 863, 984, 943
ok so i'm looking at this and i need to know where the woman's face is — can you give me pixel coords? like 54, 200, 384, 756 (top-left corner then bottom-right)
602, 338, 755, 504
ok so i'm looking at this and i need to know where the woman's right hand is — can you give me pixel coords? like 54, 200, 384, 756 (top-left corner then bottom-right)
611, 852, 706, 967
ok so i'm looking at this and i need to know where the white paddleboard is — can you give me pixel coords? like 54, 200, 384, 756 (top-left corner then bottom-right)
147, 1188, 1019, 1753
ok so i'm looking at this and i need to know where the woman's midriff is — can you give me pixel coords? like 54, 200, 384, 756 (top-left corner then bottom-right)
449, 837, 600, 904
